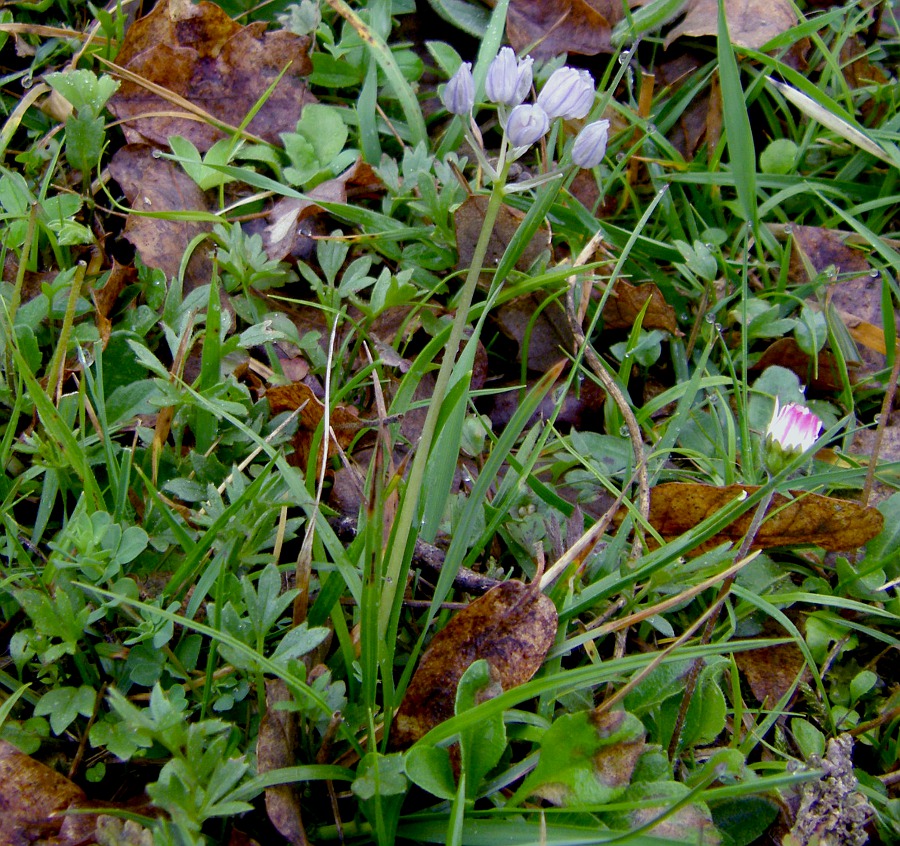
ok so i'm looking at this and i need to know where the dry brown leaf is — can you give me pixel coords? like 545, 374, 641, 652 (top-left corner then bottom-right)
486, 376, 606, 430
264, 160, 381, 262
505, 0, 623, 59
753, 337, 857, 392
771, 222, 898, 373
638, 483, 884, 553
848, 412, 900, 506
258, 680, 309, 846
601, 280, 679, 334
108, 0, 315, 151
109, 144, 213, 288
390, 580, 558, 749
661, 0, 798, 50
455, 194, 551, 278
267, 381, 363, 468
0, 739, 89, 844
495, 292, 574, 370
92, 260, 135, 346
735, 638, 808, 707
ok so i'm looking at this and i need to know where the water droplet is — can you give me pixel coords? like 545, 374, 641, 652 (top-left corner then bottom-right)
783, 224, 793, 234
618, 53, 628, 65
704, 243, 715, 251
619, 425, 629, 437
869, 269, 880, 278
22, 76, 33, 89
616, 152, 625, 161
678, 312, 690, 322
705, 313, 716, 323
151, 149, 162, 158
647, 123, 657, 134
714, 323, 722, 332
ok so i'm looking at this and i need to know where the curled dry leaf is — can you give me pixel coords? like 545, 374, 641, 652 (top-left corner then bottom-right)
264, 160, 382, 262
634, 483, 884, 553
108, 0, 315, 151
92, 260, 135, 347
390, 580, 557, 749
258, 679, 309, 846
109, 144, 213, 288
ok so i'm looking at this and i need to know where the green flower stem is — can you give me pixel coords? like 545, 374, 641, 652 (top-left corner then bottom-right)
378, 163, 512, 643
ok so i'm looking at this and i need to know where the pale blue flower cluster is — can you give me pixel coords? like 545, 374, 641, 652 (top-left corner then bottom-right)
441, 47, 610, 171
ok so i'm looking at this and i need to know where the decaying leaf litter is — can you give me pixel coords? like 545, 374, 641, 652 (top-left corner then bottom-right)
0, 0, 899, 843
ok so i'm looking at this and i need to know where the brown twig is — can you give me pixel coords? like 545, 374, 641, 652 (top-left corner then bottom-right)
329, 515, 502, 595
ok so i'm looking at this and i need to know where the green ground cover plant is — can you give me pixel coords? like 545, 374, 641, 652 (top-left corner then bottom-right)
0, 0, 899, 843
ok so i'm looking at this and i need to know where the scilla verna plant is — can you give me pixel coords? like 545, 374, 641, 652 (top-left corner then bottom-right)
379, 46, 611, 651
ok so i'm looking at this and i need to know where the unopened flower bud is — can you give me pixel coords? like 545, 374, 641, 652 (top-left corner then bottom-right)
536, 67, 595, 120
485, 47, 533, 107
506, 104, 550, 149
572, 119, 610, 168
764, 399, 822, 475
443, 62, 474, 115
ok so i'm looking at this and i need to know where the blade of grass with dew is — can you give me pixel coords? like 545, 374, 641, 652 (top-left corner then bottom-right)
766, 77, 900, 168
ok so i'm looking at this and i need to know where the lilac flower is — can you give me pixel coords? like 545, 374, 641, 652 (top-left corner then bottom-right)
764, 399, 823, 475
485, 47, 533, 107
572, 119, 610, 168
536, 67, 595, 120
506, 103, 550, 149
443, 62, 474, 115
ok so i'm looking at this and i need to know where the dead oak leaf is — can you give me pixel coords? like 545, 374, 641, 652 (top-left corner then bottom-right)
638, 483, 883, 553
108, 0, 315, 151
504, 0, 624, 59
390, 580, 557, 749
661, 0, 798, 50
495, 292, 574, 370
601, 280, 679, 334
109, 144, 213, 289
455, 194, 551, 278
0, 739, 91, 844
